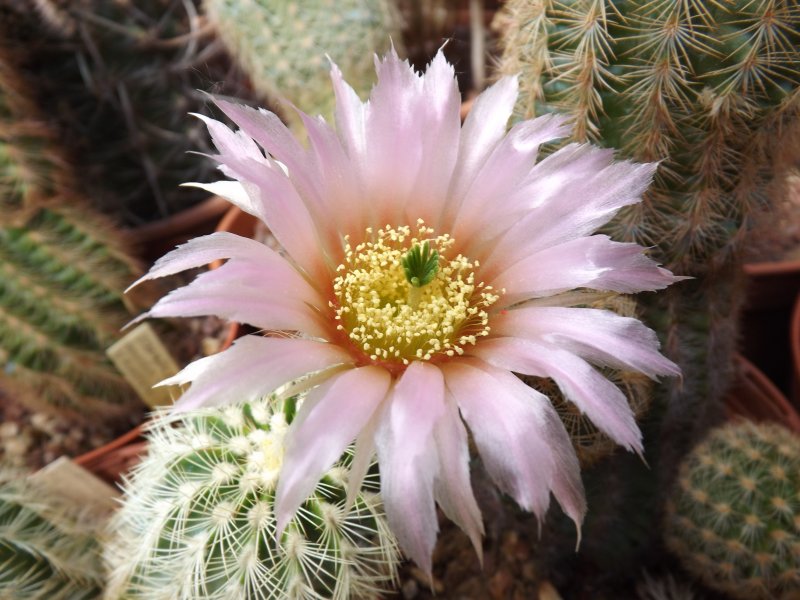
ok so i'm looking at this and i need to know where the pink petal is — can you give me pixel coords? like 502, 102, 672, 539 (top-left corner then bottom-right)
195, 115, 329, 281
492, 306, 680, 378
127, 231, 283, 291
375, 362, 446, 575
405, 50, 462, 228
453, 114, 570, 244
132, 264, 328, 338
491, 235, 681, 305
443, 76, 519, 223
483, 153, 657, 271
298, 111, 369, 244
473, 338, 643, 453
168, 336, 353, 412
275, 366, 391, 535
442, 359, 585, 530
432, 394, 484, 560
345, 405, 384, 509
363, 48, 426, 226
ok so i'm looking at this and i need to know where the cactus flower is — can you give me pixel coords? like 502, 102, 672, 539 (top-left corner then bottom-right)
129, 49, 682, 573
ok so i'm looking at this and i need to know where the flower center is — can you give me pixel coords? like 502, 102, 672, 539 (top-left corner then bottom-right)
331, 220, 499, 364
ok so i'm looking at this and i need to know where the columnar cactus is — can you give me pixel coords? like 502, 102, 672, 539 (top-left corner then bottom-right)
203, 0, 402, 129
105, 396, 400, 600
664, 421, 800, 599
0, 37, 141, 421
496, 0, 800, 414
0, 470, 105, 600
495, 4, 799, 588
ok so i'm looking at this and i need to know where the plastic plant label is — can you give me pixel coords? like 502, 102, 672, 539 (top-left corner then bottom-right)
107, 322, 181, 408
29, 456, 119, 514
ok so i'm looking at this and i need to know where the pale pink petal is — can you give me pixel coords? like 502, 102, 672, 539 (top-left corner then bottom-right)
298, 111, 368, 244
453, 114, 570, 244
473, 338, 643, 453
492, 306, 680, 378
442, 360, 585, 530
363, 48, 425, 226
432, 395, 484, 560
404, 50, 462, 228
275, 366, 391, 534
195, 114, 329, 280
127, 231, 282, 291
345, 405, 384, 509
375, 362, 446, 574
170, 336, 353, 412
330, 60, 367, 170
132, 265, 328, 338
443, 76, 518, 223
491, 235, 681, 305
483, 155, 657, 270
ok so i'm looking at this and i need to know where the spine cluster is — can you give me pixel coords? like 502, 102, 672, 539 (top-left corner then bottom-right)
105, 396, 400, 600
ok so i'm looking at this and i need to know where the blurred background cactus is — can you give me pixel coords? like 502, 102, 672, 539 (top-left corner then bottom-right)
665, 421, 800, 599
0, 31, 143, 424
105, 395, 400, 600
494, 0, 800, 591
203, 0, 402, 130
0, 470, 106, 599
0, 0, 253, 226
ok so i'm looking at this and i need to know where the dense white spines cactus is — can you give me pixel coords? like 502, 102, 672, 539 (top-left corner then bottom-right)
105, 396, 400, 600
0, 471, 105, 600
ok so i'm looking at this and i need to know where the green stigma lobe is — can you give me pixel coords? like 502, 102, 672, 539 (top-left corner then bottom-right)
402, 242, 439, 288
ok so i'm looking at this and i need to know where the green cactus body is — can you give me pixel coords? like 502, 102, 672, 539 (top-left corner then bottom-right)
1, 0, 254, 224
496, 3, 798, 589
0, 471, 105, 600
665, 421, 800, 599
105, 396, 400, 600
204, 0, 402, 129
0, 39, 142, 421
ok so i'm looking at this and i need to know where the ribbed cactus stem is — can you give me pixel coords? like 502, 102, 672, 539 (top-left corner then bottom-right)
0, 470, 106, 600
0, 35, 142, 421
105, 396, 400, 600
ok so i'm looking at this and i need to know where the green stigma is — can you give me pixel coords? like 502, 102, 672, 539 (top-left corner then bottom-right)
402, 241, 439, 288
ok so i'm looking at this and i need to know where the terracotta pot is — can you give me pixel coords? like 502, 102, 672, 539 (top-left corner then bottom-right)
724, 354, 800, 433
73, 425, 147, 486
740, 259, 800, 394
792, 293, 800, 406
127, 196, 231, 263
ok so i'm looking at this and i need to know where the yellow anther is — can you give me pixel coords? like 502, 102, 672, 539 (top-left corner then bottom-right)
332, 222, 499, 364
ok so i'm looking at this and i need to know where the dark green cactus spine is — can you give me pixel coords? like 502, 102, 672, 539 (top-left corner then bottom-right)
203, 0, 402, 129
0, 36, 141, 421
0, 470, 105, 600
105, 396, 400, 599
665, 421, 800, 599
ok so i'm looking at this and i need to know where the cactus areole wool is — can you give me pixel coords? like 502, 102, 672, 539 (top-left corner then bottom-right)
129, 48, 683, 573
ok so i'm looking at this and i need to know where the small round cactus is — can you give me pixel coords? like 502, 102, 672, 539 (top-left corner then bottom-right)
664, 421, 800, 599
105, 396, 400, 600
0, 470, 105, 600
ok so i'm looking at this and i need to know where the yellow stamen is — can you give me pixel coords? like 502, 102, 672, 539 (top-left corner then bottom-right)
331, 222, 499, 364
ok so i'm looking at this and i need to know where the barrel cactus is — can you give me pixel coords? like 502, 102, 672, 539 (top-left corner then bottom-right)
0, 35, 142, 422
105, 395, 400, 600
664, 421, 800, 599
203, 0, 402, 129
0, 470, 105, 600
